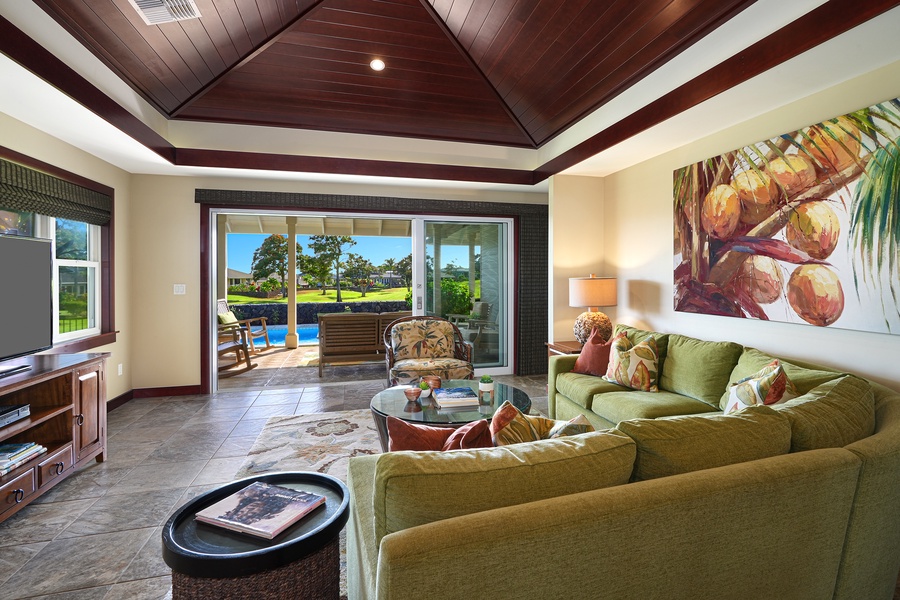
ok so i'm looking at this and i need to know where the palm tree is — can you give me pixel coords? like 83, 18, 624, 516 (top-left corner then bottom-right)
381, 258, 398, 287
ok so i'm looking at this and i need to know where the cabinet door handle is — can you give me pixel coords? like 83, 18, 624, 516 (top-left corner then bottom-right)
14, 489, 25, 503
54, 462, 64, 475
75, 414, 85, 426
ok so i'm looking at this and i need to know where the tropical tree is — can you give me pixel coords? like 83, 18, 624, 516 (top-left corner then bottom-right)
299, 254, 332, 295
381, 258, 398, 287
308, 235, 355, 302
397, 254, 413, 289
250, 234, 303, 295
344, 253, 376, 297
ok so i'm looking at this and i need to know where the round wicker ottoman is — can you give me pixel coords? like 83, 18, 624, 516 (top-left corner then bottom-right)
162, 472, 349, 600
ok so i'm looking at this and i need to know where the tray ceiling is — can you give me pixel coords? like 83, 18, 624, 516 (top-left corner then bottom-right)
32, 0, 756, 148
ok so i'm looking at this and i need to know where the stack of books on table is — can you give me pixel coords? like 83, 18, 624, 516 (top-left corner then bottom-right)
0, 442, 47, 476
432, 387, 480, 411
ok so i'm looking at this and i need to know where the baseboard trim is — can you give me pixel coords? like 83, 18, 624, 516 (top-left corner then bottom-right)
106, 390, 133, 412
133, 385, 204, 399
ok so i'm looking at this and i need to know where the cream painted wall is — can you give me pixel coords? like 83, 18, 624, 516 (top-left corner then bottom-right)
602, 60, 900, 389
129, 174, 546, 389
0, 113, 133, 400
548, 175, 608, 342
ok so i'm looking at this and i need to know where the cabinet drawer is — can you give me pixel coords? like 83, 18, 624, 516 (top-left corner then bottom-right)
38, 445, 74, 488
1, 469, 36, 518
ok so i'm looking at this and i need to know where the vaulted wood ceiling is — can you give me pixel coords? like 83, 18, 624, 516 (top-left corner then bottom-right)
32, 0, 757, 148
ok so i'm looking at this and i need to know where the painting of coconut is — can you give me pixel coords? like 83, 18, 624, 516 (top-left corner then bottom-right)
674, 98, 900, 335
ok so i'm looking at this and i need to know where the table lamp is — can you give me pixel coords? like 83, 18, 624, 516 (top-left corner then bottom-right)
569, 275, 617, 344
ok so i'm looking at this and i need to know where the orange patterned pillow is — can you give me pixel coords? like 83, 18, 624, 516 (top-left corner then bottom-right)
603, 333, 660, 392
490, 401, 594, 446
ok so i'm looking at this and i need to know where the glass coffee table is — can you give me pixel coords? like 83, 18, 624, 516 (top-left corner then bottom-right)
370, 380, 532, 452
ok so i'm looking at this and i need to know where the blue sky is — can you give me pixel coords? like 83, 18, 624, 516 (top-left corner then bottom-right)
227, 234, 416, 274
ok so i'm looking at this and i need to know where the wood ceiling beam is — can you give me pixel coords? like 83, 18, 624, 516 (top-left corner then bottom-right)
170, 0, 328, 118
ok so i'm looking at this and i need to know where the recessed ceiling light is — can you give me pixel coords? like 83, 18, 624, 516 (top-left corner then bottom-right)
370, 59, 385, 72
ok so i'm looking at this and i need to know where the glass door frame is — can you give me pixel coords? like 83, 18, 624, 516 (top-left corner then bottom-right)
412, 216, 515, 376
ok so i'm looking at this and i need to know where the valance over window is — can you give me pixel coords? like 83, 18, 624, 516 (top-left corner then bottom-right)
0, 157, 111, 225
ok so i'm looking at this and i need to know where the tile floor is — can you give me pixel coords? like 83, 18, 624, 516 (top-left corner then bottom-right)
0, 370, 547, 600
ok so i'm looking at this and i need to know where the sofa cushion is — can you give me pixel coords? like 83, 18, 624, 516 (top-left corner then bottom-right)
592, 390, 718, 424
660, 333, 743, 407
556, 372, 626, 410
720, 348, 844, 409
603, 333, 660, 392
386, 417, 492, 452
372, 430, 636, 543
724, 360, 799, 415
490, 401, 594, 446
615, 405, 792, 481
572, 327, 614, 377
774, 375, 875, 452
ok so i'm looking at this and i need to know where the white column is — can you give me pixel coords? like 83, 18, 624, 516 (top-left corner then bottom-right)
285, 217, 299, 349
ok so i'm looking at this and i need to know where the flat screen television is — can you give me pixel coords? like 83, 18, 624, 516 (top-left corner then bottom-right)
0, 234, 53, 377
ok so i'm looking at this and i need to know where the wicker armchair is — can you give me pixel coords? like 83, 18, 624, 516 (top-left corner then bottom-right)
383, 316, 474, 385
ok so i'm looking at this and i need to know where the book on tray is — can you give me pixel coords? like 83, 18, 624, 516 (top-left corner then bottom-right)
432, 387, 479, 409
195, 482, 326, 539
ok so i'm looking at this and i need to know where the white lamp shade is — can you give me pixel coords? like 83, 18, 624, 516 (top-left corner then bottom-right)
569, 276, 617, 309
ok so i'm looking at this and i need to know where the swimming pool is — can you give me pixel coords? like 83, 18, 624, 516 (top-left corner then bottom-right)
262, 324, 319, 346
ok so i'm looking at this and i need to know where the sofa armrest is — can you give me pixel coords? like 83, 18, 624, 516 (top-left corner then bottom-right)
548, 354, 579, 419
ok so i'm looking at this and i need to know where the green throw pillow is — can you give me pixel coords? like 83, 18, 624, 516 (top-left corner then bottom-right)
615, 405, 791, 481
372, 431, 636, 543
218, 311, 239, 325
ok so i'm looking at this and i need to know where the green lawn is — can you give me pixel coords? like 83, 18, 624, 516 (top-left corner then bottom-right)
228, 288, 409, 305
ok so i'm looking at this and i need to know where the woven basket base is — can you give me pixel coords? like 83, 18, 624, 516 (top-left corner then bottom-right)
172, 536, 339, 600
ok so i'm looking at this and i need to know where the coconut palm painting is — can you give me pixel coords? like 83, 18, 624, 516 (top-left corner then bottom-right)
674, 98, 900, 335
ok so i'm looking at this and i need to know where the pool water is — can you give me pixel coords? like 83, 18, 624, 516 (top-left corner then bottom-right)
262, 324, 319, 346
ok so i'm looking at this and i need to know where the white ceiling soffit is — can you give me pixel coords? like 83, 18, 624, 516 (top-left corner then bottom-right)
223, 215, 413, 238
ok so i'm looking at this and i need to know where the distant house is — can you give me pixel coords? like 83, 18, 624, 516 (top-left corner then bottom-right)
373, 271, 404, 287
227, 268, 253, 287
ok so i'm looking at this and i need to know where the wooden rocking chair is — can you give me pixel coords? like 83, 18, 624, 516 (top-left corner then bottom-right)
217, 323, 257, 377
216, 299, 273, 354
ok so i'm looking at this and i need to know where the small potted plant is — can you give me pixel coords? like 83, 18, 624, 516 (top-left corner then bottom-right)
418, 380, 432, 398
478, 375, 494, 403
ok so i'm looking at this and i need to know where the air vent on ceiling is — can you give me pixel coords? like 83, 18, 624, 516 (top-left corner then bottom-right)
128, 0, 201, 25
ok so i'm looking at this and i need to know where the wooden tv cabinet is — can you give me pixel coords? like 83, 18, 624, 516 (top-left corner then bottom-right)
0, 353, 108, 523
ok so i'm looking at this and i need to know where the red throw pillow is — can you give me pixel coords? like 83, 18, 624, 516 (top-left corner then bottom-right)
572, 327, 615, 376
387, 416, 492, 451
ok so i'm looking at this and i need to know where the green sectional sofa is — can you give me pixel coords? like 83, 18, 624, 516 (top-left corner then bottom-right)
346, 326, 900, 600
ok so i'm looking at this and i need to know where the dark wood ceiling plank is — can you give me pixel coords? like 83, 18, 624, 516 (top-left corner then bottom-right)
177, 17, 229, 74
428, 0, 453, 21
535, 0, 900, 179
231, 0, 269, 45
460, 0, 514, 63
212, 0, 257, 56
188, 1, 242, 66
473, 0, 540, 78
488, 0, 591, 99
255, 0, 287, 37
526, 0, 756, 142
505, 0, 658, 124
33, 0, 189, 110
325, 0, 436, 23
300, 18, 451, 51
156, 19, 216, 83
448, 0, 493, 45
280, 30, 461, 66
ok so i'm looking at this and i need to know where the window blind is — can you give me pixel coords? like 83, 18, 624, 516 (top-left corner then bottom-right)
0, 157, 111, 225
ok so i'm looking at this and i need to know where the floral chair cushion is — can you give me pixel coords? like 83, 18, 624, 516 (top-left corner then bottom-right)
390, 358, 474, 386
390, 320, 456, 361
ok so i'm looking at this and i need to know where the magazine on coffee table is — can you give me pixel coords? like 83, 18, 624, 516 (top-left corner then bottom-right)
195, 482, 326, 539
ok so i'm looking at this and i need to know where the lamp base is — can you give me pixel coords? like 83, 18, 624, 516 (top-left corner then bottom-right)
573, 312, 612, 344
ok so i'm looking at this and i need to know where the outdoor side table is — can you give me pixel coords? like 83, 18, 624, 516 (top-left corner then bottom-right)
162, 471, 349, 600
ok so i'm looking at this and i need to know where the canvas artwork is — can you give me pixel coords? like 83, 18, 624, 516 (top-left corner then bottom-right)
673, 97, 900, 335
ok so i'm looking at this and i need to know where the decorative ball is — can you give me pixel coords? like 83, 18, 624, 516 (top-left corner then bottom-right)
573, 312, 612, 344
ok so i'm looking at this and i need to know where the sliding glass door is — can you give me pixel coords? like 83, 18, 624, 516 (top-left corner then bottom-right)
415, 219, 513, 374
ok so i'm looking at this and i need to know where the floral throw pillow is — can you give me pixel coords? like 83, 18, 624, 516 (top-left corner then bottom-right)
602, 333, 660, 392
490, 401, 594, 446
724, 359, 799, 415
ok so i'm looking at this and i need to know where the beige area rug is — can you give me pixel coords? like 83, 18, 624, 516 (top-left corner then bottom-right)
235, 410, 382, 599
